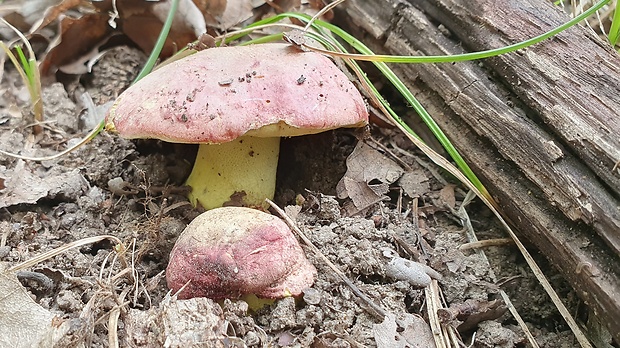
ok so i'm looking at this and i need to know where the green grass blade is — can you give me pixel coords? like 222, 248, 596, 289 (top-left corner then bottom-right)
133, 0, 180, 83
215, 0, 609, 196
284, 0, 609, 64
14, 46, 34, 86
608, 3, 620, 46
276, 13, 489, 195
97, 0, 178, 139
1, 19, 43, 126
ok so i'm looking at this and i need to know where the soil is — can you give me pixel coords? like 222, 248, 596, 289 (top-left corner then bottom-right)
0, 46, 584, 347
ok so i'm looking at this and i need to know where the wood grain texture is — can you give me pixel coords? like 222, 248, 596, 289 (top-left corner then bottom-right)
338, 0, 620, 342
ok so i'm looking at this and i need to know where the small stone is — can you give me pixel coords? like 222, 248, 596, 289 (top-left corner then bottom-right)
302, 288, 321, 305
385, 255, 442, 287
244, 331, 260, 346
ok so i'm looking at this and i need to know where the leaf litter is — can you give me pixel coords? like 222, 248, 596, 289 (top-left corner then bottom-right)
0, 1, 585, 347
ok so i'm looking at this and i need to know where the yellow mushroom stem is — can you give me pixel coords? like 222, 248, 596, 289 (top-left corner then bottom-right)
186, 135, 280, 210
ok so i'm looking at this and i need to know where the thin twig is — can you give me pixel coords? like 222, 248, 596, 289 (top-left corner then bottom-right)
459, 238, 513, 251
8, 235, 125, 272
266, 198, 388, 320
456, 191, 540, 347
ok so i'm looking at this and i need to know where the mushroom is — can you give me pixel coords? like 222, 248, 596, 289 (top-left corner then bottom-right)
166, 206, 316, 300
105, 43, 368, 210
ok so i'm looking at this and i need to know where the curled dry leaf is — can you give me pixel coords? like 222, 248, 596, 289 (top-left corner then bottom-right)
437, 298, 507, 332
28, 0, 83, 34
373, 313, 435, 348
337, 142, 404, 214
0, 266, 72, 348
40, 13, 112, 75
38, 0, 212, 75
0, 163, 87, 209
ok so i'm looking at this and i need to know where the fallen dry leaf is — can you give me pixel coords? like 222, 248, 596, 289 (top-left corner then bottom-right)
340, 176, 388, 212
151, 0, 207, 37
0, 162, 87, 209
28, 0, 83, 34
398, 169, 430, 198
437, 298, 507, 332
0, 265, 71, 348
337, 142, 404, 213
373, 313, 435, 348
215, 0, 256, 29
439, 184, 456, 209
40, 13, 113, 75
265, 0, 300, 12
38, 0, 209, 75
192, 0, 227, 27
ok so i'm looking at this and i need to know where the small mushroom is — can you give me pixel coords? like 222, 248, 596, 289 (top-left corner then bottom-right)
105, 43, 368, 210
166, 207, 316, 300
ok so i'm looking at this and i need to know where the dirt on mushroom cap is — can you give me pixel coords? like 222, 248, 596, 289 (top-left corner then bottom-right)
106, 43, 368, 144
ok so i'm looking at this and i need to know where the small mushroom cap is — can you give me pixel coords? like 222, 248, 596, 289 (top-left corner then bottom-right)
166, 207, 317, 299
106, 43, 368, 144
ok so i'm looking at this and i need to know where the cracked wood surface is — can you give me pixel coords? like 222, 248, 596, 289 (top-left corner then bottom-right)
339, 0, 620, 342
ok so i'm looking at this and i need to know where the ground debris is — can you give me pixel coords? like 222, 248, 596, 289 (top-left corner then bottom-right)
0, 265, 72, 348
373, 313, 434, 348
0, 163, 87, 209
437, 298, 507, 332
337, 141, 404, 215
124, 295, 231, 347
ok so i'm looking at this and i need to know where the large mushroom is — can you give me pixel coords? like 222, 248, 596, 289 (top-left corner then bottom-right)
105, 43, 368, 210
166, 207, 316, 300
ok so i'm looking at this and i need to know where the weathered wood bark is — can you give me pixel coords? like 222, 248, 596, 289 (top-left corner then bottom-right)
338, 0, 620, 343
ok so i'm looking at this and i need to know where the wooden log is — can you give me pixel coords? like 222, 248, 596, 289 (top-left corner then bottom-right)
338, 0, 620, 342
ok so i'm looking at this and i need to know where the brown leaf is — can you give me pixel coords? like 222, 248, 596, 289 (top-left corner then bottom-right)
0, 162, 86, 209
121, 14, 196, 57
398, 169, 430, 198
439, 184, 456, 209
41, 0, 206, 75
342, 177, 385, 211
305, 0, 333, 21
152, 0, 207, 37
28, 0, 83, 34
374, 313, 435, 348
437, 299, 507, 332
266, 0, 301, 12
192, 0, 227, 19
118, 0, 200, 55
40, 13, 112, 75
336, 142, 404, 211
215, 0, 256, 29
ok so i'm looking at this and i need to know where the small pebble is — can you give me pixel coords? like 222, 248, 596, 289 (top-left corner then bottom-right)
383, 248, 442, 287
0, 245, 11, 259
303, 288, 321, 305
244, 331, 260, 346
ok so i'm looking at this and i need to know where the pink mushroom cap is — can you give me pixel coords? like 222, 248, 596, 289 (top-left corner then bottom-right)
105, 43, 368, 143
166, 207, 317, 299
